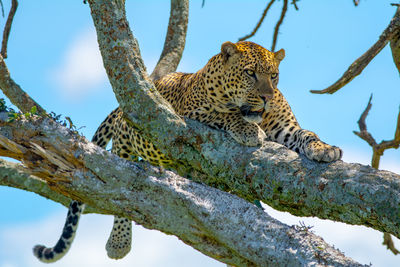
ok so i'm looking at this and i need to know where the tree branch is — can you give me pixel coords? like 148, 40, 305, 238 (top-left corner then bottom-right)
86, 0, 400, 240
1, 0, 18, 59
0, 115, 365, 266
0, 53, 46, 114
271, 0, 288, 52
150, 0, 189, 81
0, 0, 396, 264
238, 0, 276, 42
0, 158, 100, 215
310, 6, 400, 94
390, 23, 400, 75
353, 95, 400, 255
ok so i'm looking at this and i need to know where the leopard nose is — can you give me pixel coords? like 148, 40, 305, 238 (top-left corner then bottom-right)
260, 94, 272, 103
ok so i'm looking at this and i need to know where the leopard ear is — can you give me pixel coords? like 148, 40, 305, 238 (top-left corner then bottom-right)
221, 41, 240, 62
274, 48, 285, 63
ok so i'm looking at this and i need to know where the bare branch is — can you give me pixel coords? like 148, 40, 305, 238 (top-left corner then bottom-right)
383, 233, 400, 255
353, 0, 360, 7
0, 1, 4, 17
353, 94, 378, 148
0, 54, 46, 114
353, 96, 400, 255
150, 0, 189, 81
1, 0, 17, 58
291, 0, 299, 11
0, 115, 366, 266
238, 0, 275, 42
311, 6, 400, 94
271, 0, 288, 52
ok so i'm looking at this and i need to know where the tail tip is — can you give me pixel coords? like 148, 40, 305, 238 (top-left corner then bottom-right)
33, 245, 56, 263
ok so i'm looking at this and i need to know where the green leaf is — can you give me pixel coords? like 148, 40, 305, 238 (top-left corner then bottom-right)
30, 106, 37, 114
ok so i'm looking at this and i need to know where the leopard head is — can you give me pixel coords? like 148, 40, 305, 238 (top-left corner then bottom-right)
206, 41, 285, 123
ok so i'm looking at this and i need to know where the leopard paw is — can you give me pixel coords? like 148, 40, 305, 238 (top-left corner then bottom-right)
304, 141, 342, 162
106, 217, 132, 259
229, 124, 266, 147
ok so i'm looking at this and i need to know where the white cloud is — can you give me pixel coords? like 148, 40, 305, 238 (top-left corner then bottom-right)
50, 29, 107, 101
0, 212, 223, 267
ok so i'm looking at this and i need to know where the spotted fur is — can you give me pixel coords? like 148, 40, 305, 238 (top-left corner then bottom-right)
33, 201, 85, 262
33, 41, 342, 262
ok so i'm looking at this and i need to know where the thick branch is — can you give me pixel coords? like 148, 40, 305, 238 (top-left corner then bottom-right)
0, 116, 364, 266
311, 6, 400, 94
0, 54, 46, 114
87, 0, 400, 240
0, 158, 99, 214
150, 0, 189, 81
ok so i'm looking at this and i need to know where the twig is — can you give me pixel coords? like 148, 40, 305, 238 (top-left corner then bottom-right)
383, 233, 400, 255
291, 0, 299, 11
353, 96, 400, 255
311, 6, 400, 94
0, 1, 4, 17
353, 94, 377, 147
271, 0, 288, 52
353, 0, 360, 6
238, 0, 275, 42
1, 0, 18, 59
0, 53, 46, 114
150, 0, 189, 81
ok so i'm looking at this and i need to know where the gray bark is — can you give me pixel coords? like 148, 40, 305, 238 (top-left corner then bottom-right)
88, 0, 400, 239
0, 115, 365, 266
0, 0, 397, 265
150, 0, 189, 81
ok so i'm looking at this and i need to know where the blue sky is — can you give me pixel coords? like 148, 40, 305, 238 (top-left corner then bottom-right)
0, 0, 399, 266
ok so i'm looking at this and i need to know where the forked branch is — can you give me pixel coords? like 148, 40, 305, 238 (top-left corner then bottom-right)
353, 95, 400, 255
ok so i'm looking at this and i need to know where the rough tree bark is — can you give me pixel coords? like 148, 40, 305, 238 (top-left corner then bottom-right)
0, 0, 398, 266
0, 114, 366, 266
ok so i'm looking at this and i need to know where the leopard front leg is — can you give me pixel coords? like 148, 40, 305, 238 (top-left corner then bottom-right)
193, 109, 266, 147
217, 113, 266, 146
227, 121, 266, 147
274, 127, 342, 162
300, 132, 342, 162
260, 90, 342, 162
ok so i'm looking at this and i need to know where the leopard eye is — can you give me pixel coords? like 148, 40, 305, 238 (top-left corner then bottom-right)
244, 69, 255, 77
271, 73, 279, 79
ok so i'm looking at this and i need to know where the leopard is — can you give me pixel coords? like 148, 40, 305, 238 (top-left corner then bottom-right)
33, 41, 342, 262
